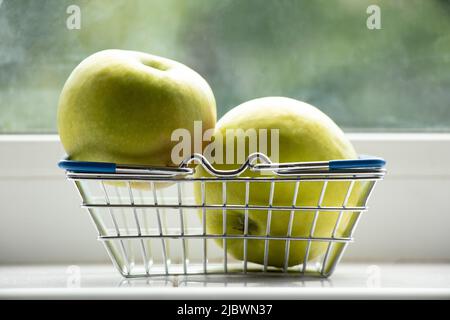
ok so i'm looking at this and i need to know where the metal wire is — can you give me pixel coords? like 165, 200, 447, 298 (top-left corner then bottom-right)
65, 153, 385, 278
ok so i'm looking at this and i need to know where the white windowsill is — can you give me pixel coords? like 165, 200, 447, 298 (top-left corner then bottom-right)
0, 133, 449, 264
1, 132, 450, 177
1, 263, 449, 300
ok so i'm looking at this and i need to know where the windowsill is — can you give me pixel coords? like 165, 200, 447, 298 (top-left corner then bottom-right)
1, 263, 449, 299
1, 132, 450, 177
1, 133, 449, 264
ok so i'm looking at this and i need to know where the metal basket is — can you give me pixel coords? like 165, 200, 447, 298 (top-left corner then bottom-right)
60, 153, 385, 278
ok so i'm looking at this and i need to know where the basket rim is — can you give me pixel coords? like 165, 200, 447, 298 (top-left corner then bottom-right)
61, 152, 386, 180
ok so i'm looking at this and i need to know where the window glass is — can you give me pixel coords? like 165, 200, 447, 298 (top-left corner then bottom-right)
0, 0, 449, 133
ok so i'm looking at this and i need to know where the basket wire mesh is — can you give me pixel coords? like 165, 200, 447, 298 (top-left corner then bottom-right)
64, 153, 385, 278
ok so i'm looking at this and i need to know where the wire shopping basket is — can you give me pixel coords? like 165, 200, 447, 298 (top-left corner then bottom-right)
59, 153, 386, 278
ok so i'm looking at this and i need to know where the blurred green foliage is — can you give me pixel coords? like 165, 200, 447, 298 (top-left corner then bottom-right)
0, 0, 449, 132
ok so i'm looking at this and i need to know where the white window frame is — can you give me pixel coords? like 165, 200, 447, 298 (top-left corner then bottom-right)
2, 133, 449, 177
1, 133, 449, 264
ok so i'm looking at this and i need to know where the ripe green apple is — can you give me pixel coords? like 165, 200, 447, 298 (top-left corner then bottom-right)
194, 97, 368, 270
58, 49, 216, 169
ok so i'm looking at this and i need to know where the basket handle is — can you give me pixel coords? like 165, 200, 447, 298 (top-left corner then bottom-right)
181, 153, 272, 177
58, 159, 116, 173
251, 154, 386, 173
329, 155, 386, 170
58, 159, 193, 176
59, 153, 385, 176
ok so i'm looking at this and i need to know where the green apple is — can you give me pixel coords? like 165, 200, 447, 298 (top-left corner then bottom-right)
194, 97, 368, 270
58, 49, 216, 168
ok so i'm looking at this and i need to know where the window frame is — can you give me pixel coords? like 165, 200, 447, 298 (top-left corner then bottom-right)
1, 133, 450, 263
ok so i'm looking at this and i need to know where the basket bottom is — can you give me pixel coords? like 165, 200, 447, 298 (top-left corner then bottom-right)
111, 261, 338, 279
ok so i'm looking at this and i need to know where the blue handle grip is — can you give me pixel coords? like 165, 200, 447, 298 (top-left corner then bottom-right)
58, 159, 116, 173
329, 155, 386, 170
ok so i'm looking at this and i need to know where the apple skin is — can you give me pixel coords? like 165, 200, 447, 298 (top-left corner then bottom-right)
58, 49, 216, 168
194, 97, 368, 269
